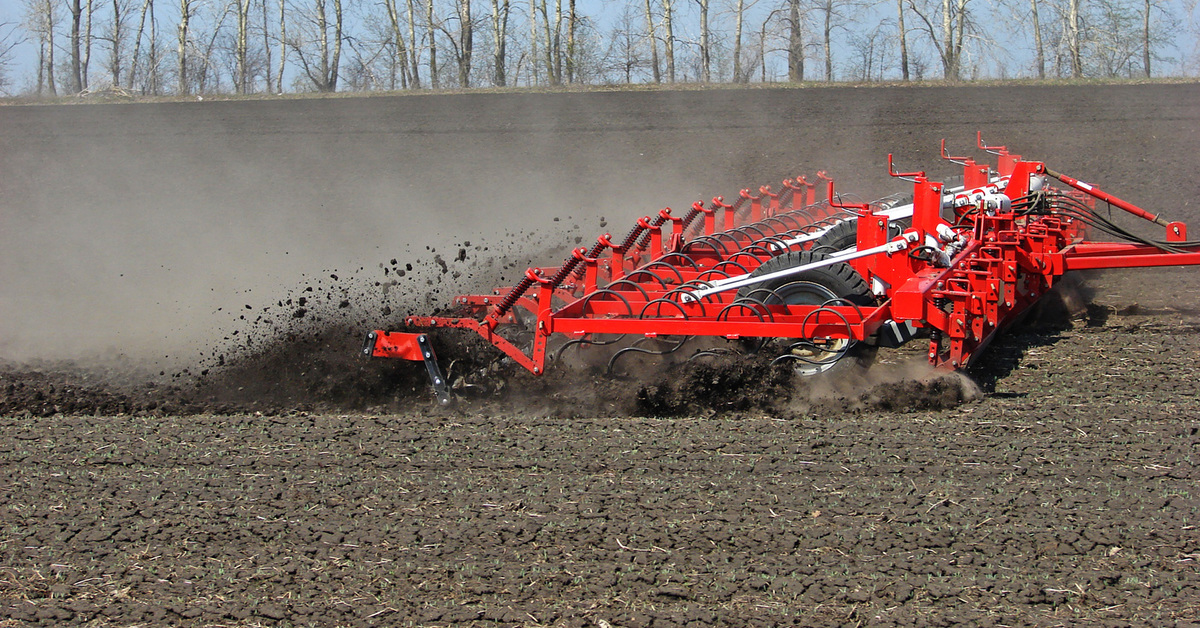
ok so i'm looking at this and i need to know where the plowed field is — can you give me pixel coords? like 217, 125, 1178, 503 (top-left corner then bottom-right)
1, 84, 1199, 626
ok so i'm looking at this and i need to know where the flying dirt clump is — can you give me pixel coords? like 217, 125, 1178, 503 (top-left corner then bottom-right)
184, 227, 588, 414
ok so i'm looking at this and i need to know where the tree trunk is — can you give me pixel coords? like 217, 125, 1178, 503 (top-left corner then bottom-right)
490, 0, 508, 85
407, 0, 420, 86
787, 0, 803, 81
427, 0, 438, 87
732, 0, 743, 82
698, 0, 709, 81
83, 0, 94, 90
552, 0, 562, 83
385, 0, 410, 87
177, 0, 189, 94
277, 0, 286, 92
528, 0, 539, 84
940, 0, 954, 79
129, 0, 150, 88
109, 0, 123, 86
455, 0, 471, 87
236, 0, 250, 92
566, 0, 575, 82
822, 0, 832, 81
148, 0, 159, 93
1142, 0, 1150, 76
539, 0, 555, 84
1030, 0, 1044, 78
1068, 0, 1081, 77
262, 0, 272, 90
37, 39, 46, 95
644, 0, 660, 83
69, 0, 83, 92
896, 0, 908, 80
330, 0, 343, 90
662, 0, 674, 81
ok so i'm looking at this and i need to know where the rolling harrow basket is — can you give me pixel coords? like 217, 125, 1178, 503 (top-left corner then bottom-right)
365, 135, 1200, 404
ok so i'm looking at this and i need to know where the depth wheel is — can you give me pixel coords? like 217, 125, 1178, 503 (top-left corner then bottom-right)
811, 218, 904, 255
738, 250, 877, 377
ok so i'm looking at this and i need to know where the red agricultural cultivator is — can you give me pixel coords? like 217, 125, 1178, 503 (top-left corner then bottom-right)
365, 135, 1200, 404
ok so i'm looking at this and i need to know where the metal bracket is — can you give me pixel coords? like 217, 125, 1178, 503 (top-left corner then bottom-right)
416, 334, 452, 406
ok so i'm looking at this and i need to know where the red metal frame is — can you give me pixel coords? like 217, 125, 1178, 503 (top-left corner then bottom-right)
367, 137, 1200, 379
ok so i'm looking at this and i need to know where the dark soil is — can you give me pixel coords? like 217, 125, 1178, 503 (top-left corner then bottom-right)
2, 84, 1200, 626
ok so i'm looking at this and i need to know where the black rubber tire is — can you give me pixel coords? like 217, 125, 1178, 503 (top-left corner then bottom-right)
810, 218, 904, 255
737, 250, 877, 376
810, 220, 859, 254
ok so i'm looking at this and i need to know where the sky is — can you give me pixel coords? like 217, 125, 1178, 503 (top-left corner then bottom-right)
0, 0, 1197, 94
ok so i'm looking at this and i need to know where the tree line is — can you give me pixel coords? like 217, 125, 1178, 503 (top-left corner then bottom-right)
0, 0, 1189, 97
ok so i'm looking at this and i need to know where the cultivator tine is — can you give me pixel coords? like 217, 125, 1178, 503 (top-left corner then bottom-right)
364, 331, 452, 405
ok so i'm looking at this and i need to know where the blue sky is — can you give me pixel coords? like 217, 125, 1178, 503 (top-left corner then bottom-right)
1, 0, 1197, 93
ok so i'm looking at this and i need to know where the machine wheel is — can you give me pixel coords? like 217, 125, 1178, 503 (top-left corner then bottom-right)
737, 250, 877, 376
812, 218, 904, 255
811, 220, 858, 254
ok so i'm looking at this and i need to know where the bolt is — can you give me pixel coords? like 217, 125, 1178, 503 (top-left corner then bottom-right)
533, 367, 541, 374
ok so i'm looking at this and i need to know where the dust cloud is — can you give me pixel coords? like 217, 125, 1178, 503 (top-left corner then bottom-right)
2, 84, 1198, 399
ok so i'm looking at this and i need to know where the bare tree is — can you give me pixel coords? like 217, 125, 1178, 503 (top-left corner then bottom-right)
662, 0, 675, 80
1087, 0, 1151, 76
259, 0, 269, 88
643, 0, 660, 81
812, 0, 864, 81
24, 0, 60, 94
537, 0, 557, 83
0, 22, 25, 93
234, 0, 253, 92
425, 0, 437, 86
490, 0, 509, 85
288, 0, 344, 90
1029, 0, 1044, 77
67, 0, 85, 91
1142, 0, 1150, 75
786, 0, 804, 80
732, 0, 759, 82
405, 0, 420, 86
527, 0, 539, 83
437, 0, 474, 87
896, 0, 909, 78
103, 0, 132, 86
847, 19, 892, 80
384, 0, 412, 87
82, 0, 97, 89
177, 0, 194, 93
695, 0, 710, 81
604, 3, 647, 82
274, 0, 284, 90
127, 0, 151, 88
907, 0, 973, 80
1066, 0, 1082, 76
552, 0, 562, 81
144, 0, 164, 92
566, 0, 575, 82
